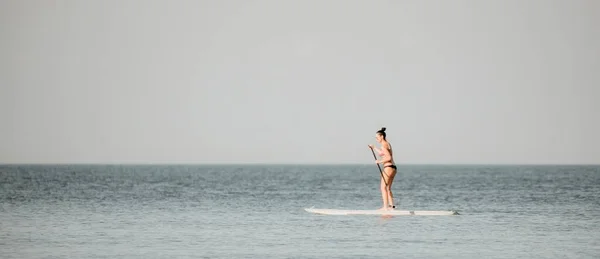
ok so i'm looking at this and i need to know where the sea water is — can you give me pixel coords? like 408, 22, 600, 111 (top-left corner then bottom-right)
1, 164, 599, 258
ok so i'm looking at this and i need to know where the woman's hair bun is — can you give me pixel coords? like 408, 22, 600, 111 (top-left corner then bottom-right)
380, 127, 386, 132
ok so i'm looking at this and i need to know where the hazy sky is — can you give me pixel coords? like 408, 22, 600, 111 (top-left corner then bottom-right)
1, 0, 599, 164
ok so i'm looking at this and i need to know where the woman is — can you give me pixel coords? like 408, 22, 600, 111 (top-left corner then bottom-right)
368, 127, 397, 210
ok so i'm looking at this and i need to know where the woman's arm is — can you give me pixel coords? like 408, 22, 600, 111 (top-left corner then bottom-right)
368, 144, 381, 153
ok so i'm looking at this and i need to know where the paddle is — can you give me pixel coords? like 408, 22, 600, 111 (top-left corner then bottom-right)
369, 146, 389, 187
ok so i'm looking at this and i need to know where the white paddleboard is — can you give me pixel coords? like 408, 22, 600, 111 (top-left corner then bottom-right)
305, 207, 459, 216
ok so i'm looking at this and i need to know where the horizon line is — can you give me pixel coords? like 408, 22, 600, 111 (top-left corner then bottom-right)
1, 162, 599, 166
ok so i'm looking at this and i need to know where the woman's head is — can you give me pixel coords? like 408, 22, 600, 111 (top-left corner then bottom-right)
376, 127, 387, 142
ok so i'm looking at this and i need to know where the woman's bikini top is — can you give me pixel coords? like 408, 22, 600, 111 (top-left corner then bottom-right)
379, 143, 392, 157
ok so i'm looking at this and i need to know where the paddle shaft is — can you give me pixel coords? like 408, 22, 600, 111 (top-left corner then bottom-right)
370, 147, 389, 187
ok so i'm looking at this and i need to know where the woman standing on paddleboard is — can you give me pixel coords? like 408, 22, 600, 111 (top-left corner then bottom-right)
368, 127, 397, 210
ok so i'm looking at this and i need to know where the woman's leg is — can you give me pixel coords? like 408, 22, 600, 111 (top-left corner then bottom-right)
380, 174, 389, 209
385, 166, 397, 208
380, 168, 394, 210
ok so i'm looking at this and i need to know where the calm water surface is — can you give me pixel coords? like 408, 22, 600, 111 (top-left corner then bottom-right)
1, 164, 599, 258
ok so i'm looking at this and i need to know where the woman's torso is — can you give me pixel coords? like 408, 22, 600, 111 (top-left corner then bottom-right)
380, 141, 394, 165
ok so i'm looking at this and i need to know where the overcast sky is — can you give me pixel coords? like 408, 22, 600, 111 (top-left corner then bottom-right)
1, 0, 599, 164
